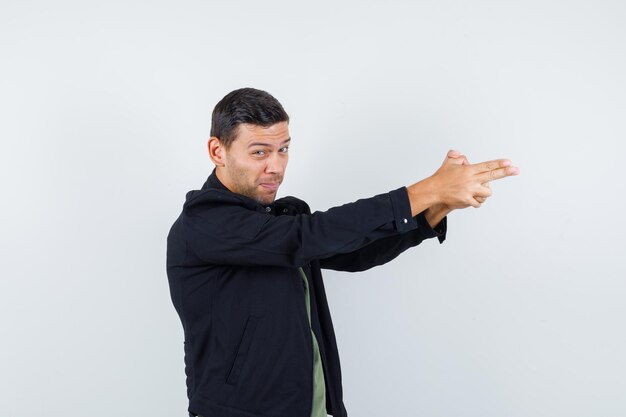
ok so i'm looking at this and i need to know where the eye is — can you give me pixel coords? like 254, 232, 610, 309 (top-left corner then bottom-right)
252, 150, 266, 156
280, 147, 289, 153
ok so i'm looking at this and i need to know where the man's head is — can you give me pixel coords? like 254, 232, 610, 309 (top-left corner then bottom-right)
207, 88, 290, 205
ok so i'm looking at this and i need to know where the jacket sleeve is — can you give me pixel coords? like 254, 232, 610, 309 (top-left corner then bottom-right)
183, 186, 424, 268
318, 210, 447, 272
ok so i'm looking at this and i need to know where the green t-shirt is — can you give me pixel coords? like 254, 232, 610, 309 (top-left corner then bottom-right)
298, 267, 327, 417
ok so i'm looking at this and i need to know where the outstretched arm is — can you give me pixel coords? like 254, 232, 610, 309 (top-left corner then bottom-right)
182, 150, 518, 268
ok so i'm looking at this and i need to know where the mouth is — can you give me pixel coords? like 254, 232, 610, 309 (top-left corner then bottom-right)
260, 182, 279, 191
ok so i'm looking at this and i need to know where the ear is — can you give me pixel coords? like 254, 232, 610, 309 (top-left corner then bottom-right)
208, 136, 226, 166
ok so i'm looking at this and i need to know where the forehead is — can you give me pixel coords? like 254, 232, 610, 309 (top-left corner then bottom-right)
234, 122, 290, 146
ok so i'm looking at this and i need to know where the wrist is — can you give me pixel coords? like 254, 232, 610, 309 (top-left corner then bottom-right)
424, 203, 451, 229
407, 177, 440, 217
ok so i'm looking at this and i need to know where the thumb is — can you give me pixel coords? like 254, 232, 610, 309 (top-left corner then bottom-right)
447, 149, 461, 158
445, 149, 469, 165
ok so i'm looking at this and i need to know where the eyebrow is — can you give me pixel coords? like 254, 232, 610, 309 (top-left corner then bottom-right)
247, 137, 291, 148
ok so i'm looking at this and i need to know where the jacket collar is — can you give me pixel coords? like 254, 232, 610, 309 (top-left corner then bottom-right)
201, 167, 284, 213
198, 168, 308, 215
203, 167, 230, 193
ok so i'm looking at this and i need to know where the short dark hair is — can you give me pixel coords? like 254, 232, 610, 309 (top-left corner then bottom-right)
210, 87, 290, 149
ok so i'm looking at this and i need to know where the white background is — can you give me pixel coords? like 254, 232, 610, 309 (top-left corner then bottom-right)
1, 1, 625, 416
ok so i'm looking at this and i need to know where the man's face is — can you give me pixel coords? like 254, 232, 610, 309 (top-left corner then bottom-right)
217, 121, 290, 205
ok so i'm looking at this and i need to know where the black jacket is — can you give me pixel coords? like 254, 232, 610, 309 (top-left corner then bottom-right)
166, 169, 447, 417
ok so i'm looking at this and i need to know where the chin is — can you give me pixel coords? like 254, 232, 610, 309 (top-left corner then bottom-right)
262, 197, 275, 205
261, 194, 276, 204
259, 190, 278, 203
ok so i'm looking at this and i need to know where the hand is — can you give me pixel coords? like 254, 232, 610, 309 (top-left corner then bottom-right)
426, 150, 466, 214
429, 149, 519, 210
423, 150, 467, 227
405, 150, 519, 219
444, 150, 490, 206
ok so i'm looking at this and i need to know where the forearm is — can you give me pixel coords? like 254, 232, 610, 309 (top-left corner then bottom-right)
319, 228, 425, 272
319, 208, 446, 271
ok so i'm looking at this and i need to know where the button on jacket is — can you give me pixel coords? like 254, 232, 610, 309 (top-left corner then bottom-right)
166, 169, 447, 417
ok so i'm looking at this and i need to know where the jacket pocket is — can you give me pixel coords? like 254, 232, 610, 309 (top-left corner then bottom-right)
225, 315, 259, 385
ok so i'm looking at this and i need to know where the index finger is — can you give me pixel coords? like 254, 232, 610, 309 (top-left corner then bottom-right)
471, 159, 512, 174
476, 165, 520, 183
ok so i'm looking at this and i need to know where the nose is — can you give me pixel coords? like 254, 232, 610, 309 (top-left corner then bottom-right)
265, 151, 287, 176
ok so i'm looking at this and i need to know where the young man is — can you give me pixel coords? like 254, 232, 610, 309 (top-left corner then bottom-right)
166, 87, 519, 417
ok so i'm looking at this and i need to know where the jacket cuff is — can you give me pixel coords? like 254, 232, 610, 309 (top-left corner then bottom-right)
388, 186, 419, 233
389, 186, 447, 243
415, 210, 447, 244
